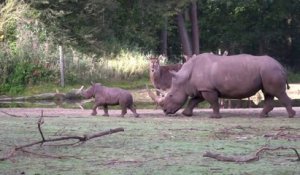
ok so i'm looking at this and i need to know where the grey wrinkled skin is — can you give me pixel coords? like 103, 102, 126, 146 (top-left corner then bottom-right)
159, 53, 296, 118
82, 83, 139, 117
149, 56, 182, 94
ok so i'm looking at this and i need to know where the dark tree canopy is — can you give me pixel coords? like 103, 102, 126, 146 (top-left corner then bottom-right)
1, 0, 300, 68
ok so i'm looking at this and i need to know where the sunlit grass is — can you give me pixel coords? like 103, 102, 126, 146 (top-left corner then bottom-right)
96, 49, 149, 80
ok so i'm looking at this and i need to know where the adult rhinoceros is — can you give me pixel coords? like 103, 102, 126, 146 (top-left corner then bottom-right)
148, 53, 296, 118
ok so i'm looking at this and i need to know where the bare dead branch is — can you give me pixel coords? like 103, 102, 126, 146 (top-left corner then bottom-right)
37, 110, 45, 142
254, 146, 300, 161
0, 110, 25, 117
0, 111, 125, 161
203, 146, 300, 163
0, 128, 124, 161
0, 148, 17, 161
20, 148, 80, 159
203, 151, 259, 162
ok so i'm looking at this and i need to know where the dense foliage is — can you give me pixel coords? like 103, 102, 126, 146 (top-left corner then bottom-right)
1, 0, 300, 94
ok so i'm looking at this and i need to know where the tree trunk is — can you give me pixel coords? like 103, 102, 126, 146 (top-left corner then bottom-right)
190, 1, 200, 54
59, 45, 65, 87
177, 13, 192, 57
160, 18, 168, 56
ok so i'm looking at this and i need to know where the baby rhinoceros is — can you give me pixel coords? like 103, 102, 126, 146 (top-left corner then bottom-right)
81, 83, 139, 117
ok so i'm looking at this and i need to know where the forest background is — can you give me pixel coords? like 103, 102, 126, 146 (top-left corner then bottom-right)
1, 0, 300, 95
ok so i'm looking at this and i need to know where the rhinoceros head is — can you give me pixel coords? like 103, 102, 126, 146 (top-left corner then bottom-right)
81, 83, 102, 99
148, 71, 188, 115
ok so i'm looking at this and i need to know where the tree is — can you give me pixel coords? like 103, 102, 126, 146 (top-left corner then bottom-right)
177, 12, 192, 57
190, 1, 200, 54
159, 18, 168, 56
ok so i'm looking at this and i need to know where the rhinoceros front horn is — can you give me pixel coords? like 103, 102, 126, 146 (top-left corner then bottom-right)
146, 85, 164, 106
77, 86, 84, 94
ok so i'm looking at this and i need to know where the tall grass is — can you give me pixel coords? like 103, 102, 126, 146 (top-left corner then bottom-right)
106, 49, 149, 79
65, 48, 150, 84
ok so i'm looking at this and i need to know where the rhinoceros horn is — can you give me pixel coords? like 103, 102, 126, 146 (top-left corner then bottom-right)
146, 85, 164, 105
77, 86, 84, 94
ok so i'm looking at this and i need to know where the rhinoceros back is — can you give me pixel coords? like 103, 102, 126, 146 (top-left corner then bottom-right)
99, 87, 133, 105
186, 53, 288, 99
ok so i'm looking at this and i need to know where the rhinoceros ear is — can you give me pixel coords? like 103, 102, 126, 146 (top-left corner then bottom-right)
183, 55, 188, 61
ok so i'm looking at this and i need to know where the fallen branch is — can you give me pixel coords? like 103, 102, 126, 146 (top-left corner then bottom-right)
203, 146, 300, 163
0, 110, 56, 118
37, 110, 45, 143
0, 87, 84, 102
0, 110, 25, 117
0, 111, 125, 161
20, 148, 81, 159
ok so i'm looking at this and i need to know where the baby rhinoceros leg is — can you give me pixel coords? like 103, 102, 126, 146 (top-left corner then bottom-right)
128, 105, 140, 118
120, 105, 127, 117
91, 104, 98, 116
102, 105, 109, 117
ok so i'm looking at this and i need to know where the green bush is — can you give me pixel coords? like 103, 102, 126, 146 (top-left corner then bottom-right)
0, 59, 56, 95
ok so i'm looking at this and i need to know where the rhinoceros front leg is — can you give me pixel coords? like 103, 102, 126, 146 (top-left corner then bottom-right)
182, 96, 204, 116
201, 91, 222, 118
91, 104, 98, 116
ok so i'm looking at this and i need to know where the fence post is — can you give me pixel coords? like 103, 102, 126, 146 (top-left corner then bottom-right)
59, 45, 65, 87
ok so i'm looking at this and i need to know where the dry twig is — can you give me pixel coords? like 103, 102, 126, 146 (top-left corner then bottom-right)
0, 111, 125, 161
203, 146, 300, 163
0, 110, 25, 117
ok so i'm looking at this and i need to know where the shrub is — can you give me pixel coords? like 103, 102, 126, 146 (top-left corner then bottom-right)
0, 55, 57, 95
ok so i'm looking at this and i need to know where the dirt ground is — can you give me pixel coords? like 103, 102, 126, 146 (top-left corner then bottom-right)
1, 106, 300, 118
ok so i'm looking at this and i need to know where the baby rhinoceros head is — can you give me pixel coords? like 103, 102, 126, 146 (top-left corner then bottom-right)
81, 83, 102, 99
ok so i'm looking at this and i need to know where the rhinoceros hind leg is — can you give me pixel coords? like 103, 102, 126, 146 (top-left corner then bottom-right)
276, 92, 296, 118
128, 105, 139, 118
259, 94, 274, 117
201, 91, 222, 118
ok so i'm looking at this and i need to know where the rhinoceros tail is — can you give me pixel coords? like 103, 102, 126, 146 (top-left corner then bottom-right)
286, 81, 290, 90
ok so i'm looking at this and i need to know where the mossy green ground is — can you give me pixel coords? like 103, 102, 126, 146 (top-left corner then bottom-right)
0, 110, 299, 175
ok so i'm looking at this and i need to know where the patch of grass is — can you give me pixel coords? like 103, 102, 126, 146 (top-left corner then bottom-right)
0, 111, 299, 175
101, 76, 150, 90
15, 77, 150, 97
